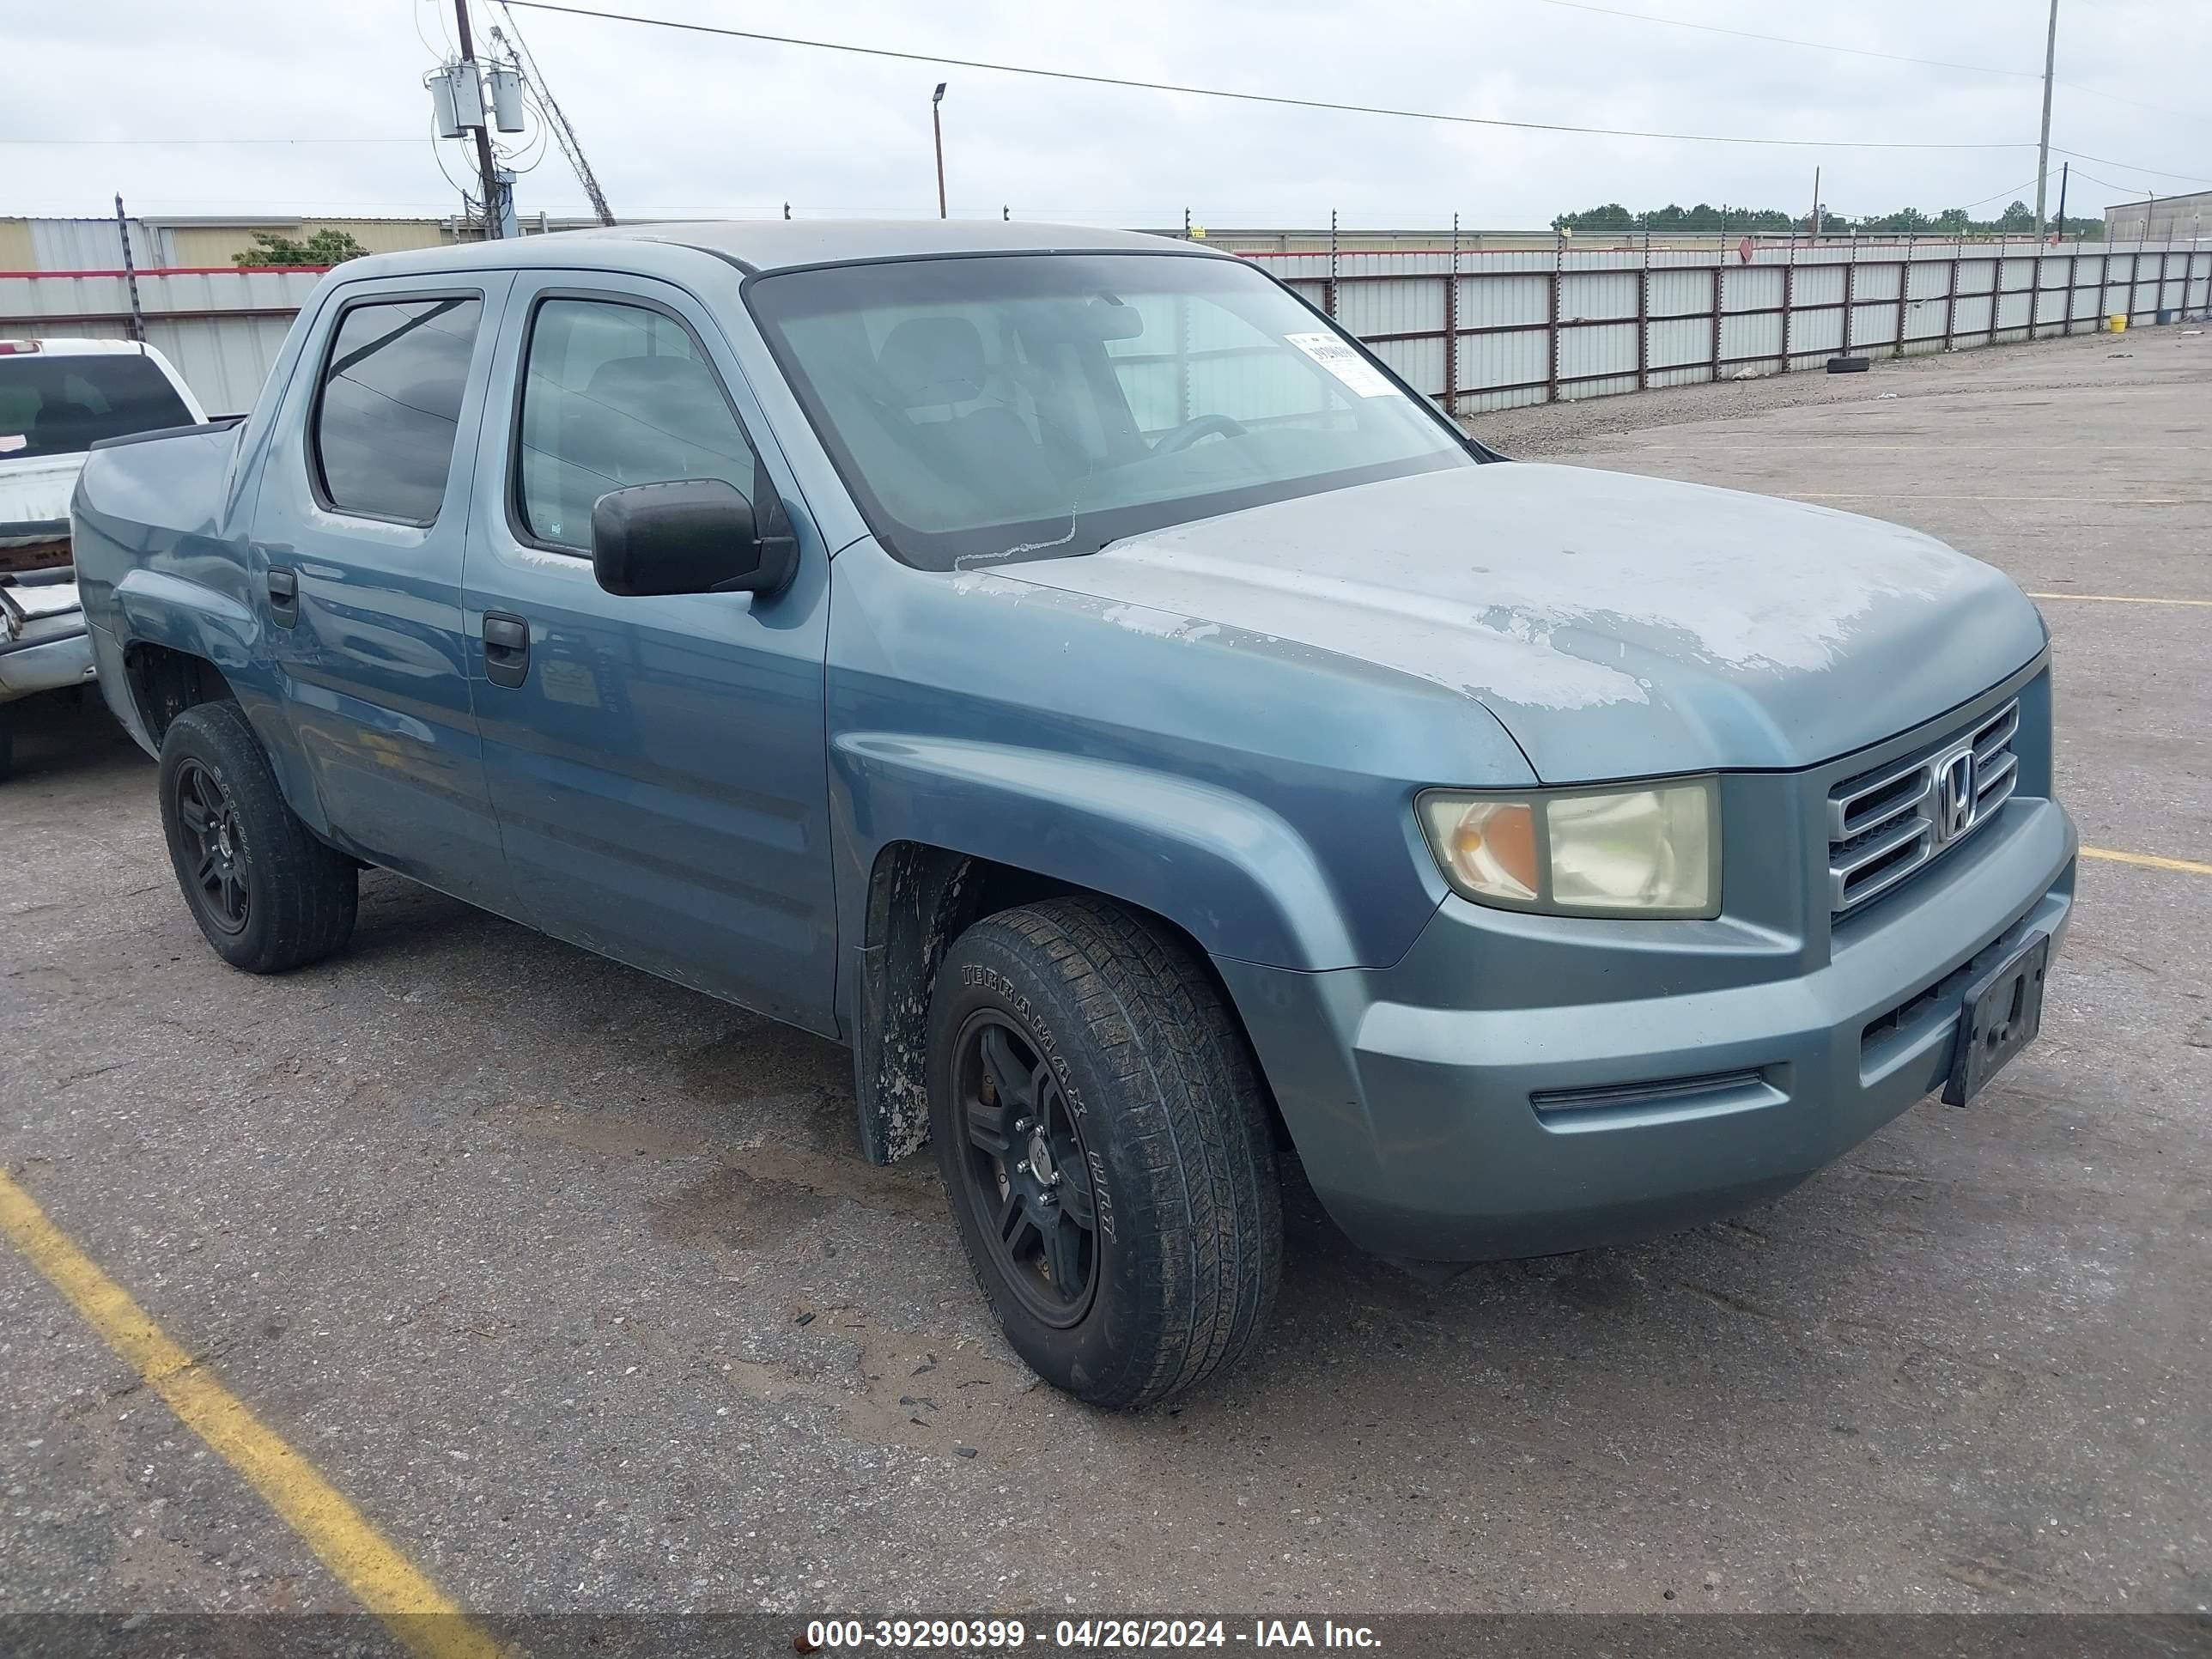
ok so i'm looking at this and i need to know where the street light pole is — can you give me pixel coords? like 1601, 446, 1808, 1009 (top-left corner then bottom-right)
932, 82, 948, 220
2033, 0, 2058, 237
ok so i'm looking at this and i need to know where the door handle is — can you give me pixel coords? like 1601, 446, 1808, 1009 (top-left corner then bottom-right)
482, 611, 531, 689
266, 566, 297, 628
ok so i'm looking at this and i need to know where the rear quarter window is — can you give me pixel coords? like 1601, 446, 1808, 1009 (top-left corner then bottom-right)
309, 295, 483, 525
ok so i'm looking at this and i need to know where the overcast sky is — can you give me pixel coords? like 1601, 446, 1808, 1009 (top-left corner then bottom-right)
8, 0, 2207, 230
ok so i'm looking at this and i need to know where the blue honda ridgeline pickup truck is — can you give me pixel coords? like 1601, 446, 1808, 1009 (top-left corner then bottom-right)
72, 222, 2075, 1407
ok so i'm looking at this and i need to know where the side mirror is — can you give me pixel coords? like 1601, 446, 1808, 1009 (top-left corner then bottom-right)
589, 479, 797, 599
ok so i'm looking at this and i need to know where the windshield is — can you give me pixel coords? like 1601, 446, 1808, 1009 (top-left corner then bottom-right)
0, 351, 194, 462
746, 252, 1475, 569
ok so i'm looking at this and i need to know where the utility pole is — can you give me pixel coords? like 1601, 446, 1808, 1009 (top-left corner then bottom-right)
1808, 167, 1821, 244
2033, 0, 2058, 236
2053, 161, 2069, 243
931, 82, 948, 219
113, 194, 146, 343
453, 0, 504, 237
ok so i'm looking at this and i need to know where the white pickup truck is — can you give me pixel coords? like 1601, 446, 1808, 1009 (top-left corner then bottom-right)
1, 337, 205, 778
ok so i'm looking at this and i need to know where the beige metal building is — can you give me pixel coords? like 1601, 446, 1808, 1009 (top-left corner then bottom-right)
2105, 191, 2212, 242
0, 213, 595, 272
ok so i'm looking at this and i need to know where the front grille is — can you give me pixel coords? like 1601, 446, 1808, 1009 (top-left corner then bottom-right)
1827, 699, 2019, 916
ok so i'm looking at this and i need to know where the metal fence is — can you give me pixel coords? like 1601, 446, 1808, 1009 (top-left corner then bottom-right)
1250, 239, 2212, 412
4, 238, 2209, 422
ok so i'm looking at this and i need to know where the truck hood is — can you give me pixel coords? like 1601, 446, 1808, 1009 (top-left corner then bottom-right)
990, 463, 2045, 782
1, 452, 87, 548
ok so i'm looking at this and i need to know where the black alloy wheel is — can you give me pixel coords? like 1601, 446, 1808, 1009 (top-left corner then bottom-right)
173, 757, 250, 935
950, 1012, 1100, 1328
155, 700, 357, 974
927, 897, 1283, 1408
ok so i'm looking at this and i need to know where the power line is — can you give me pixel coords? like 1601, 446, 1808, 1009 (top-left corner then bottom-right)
2061, 167, 2151, 200
1954, 175, 2043, 214
411, 0, 448, 65
497, 0, 2034, 151
428, 127, 483, 204
425, 0, 459, 59
2051, 148, 2212, 189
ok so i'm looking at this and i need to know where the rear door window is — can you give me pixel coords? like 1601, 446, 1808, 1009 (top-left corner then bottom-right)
311, 296, 483, 525
0, 352, 194, 460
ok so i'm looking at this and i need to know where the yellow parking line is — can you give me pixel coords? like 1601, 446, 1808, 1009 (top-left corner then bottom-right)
0, 1170, 504, 1659
2081, 846, 2212, 877
2028, 592, 2212, 607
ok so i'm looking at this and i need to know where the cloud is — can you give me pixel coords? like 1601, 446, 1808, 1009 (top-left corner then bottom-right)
6, 0, 2202, 227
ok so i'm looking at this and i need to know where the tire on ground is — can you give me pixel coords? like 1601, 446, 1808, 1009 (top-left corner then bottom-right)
928, 895, 1282, 1409
157, 700, 357, 973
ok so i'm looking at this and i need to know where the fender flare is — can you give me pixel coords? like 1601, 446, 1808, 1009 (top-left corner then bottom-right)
113, 568, 255, 677
111, 569, 331, 835
834, 732, 1369, 1164
836, 732, 1357, 969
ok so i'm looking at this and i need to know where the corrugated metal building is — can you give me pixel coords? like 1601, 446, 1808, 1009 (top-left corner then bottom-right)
2105, 191, 2212, 242
156, 216, 456, 266
0, 213, 599, 273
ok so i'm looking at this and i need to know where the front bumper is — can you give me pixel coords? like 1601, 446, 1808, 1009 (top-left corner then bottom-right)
1218, 787, 2075, 1265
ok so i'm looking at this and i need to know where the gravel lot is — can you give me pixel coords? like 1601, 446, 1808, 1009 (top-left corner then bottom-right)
3, 325, 2208, 1628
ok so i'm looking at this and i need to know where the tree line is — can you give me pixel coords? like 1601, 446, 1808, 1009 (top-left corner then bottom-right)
1551, 202, 2106, 240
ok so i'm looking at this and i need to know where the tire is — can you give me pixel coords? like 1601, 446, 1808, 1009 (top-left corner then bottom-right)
0, 708, 13, 783
156, 701, 357, 973
928, 896, 1281, 1409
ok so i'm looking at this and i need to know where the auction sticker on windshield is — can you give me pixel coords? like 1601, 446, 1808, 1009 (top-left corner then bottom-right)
1285, 331, 1401, 398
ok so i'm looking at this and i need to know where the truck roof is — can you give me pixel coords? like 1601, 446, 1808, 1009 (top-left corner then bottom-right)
331, 219, 1228, 281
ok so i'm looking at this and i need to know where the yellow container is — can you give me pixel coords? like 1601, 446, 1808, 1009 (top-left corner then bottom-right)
2109, 313, 2128, 333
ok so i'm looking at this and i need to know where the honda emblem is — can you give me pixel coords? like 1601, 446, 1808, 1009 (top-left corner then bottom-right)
1930, 746, 1977, 843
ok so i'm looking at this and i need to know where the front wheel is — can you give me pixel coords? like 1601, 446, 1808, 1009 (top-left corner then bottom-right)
929, 897, 1281, 1409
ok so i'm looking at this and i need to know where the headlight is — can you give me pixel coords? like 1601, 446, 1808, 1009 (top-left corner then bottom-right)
1416, 777, 1720, 917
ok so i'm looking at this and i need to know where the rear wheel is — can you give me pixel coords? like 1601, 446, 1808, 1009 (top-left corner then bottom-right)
157, 701, 356, 973
929, 896, 1281, 1409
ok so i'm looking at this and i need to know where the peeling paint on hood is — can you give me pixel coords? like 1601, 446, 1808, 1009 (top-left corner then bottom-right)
990, 463, 2047, 782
